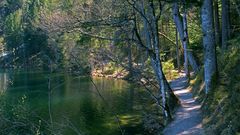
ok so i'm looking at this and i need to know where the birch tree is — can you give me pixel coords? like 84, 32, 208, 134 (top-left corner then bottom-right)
172, 2, 199, 75
126, 0, 179, 120
38, 0, 177, 120
175, 28, 180, 73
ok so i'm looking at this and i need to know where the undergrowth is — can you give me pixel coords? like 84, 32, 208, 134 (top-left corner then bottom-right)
191, 36, 240, 135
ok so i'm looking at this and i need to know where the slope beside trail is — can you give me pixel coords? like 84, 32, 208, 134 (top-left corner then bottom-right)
163, 76, 204, 135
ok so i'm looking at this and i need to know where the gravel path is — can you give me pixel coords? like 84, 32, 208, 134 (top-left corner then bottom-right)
163, 77, 204, 135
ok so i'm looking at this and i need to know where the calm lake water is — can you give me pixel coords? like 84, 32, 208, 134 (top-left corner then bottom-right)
0, 71, 150, 135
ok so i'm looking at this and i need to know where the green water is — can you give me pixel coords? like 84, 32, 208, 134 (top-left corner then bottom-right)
0, 71, 148, 135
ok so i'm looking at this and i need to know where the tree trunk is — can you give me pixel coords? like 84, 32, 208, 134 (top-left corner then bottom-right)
201, 0, 217, 94
172, 2, 199, 74
187, 52, 199, 74
139, 1, 173, 120
227, 1, 231, 38
176, 28, 181, 73
221, 0, 230, 50
182, 2, 190, 78
214, 0, 221, 46
173, 2, 189, 77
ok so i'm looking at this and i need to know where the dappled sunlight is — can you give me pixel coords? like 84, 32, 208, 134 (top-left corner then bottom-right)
176, 111, 191, 119
0, 73, 10, 94
164, 77, 203, 135
185, 105, 201, 111
174, 89, 190, 95
182, 98, 195, 104
177, 123, 203, 135
0, 0, 237, 134
118, 114, 142, 126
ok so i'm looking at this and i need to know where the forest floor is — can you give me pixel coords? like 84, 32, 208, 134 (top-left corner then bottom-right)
163, 76, 204, 135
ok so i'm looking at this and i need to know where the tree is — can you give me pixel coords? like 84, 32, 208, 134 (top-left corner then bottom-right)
213, 0, 220, 46
182, 1, 190, 78
172, 2, 199, 75
175, 28, 181, 73
221, 0, 230, 50
131, 0, 173, 119
201, 0, 217, 93
4, 9, 23, 51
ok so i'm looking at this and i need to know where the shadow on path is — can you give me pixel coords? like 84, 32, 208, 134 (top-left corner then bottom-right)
163, 77, 204, 135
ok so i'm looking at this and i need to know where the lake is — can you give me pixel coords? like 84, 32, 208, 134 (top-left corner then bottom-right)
0, 71, 154, 135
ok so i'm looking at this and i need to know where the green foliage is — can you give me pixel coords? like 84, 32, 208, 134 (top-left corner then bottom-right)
162, 60, 179, 80
102, 62, 119, 75
192, 36, 240, 135
58, 32, 91, 74
0, 95, 47, 134
4, 9, 23, 50
4, 0, 23, 12
61, 0, 74, 10
24, 0, 42, 22
1, 0, 67, 69
24, 27, 48, 56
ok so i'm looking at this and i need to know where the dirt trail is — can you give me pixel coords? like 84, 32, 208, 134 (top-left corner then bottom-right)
163, 77, 204, 135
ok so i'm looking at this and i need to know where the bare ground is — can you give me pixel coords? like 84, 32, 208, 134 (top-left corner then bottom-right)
163, 77, 204, 135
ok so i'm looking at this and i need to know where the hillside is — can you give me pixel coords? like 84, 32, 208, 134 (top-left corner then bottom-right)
191, 36, 240, 135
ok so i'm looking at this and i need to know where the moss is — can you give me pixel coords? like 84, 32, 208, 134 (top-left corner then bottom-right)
190, 36, 240, 134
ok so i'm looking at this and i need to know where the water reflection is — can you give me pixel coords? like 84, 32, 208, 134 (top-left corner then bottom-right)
2, 71, 146, 135
0, 72, 10, 93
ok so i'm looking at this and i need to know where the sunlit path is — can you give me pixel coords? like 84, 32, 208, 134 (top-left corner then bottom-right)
163, 76, 204, 135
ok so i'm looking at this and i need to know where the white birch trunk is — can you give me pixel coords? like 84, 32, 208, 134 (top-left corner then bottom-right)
176, 28, 181, 72
140, 1, 169, 118
182, 4, 190, 78
172, 3, 199, 74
